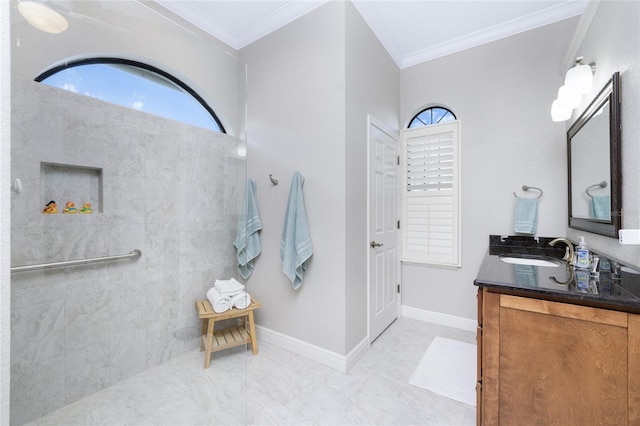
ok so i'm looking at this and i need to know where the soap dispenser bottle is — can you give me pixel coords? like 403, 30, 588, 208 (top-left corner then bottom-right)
576, 236, 590, 269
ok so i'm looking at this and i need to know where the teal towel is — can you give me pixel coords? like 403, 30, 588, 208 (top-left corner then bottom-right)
514, 197, 538, 235
513, 265, 538, 287
590, 195, 611, 220
234, 177, 262, 279
280, 172, 313, 290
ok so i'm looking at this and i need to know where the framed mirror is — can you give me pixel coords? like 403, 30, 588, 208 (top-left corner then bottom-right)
568, 71, 621, 237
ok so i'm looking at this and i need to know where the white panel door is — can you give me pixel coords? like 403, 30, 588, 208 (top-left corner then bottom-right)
368, 116, 399, 342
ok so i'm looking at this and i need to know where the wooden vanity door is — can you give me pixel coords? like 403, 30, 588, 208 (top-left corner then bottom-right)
630, 314, 640, 424
484, 293, 629, 425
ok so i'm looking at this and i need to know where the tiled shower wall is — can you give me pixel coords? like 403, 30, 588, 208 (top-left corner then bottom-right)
10, 80, 245, 425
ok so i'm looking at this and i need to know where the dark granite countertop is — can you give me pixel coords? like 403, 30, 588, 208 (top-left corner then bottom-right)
474, 235, 640, 313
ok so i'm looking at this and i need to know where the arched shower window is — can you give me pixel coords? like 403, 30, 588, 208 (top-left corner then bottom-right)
36, 58, 225, 133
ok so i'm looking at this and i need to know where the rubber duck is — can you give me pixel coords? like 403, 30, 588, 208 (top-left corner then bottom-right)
63, 201, 77, 214
43, 201, 58, 214
79, 203, 93, 214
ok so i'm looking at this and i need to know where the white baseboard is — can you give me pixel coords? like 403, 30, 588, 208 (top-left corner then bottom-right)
255, 309, 474, 372
254, 325, 369, 373
401, 305, 477, 332
345, 336, 369, 372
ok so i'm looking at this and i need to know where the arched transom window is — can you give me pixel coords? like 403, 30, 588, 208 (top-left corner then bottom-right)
408, 106, 456, 129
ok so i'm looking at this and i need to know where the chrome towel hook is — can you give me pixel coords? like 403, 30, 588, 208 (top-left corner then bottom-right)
513, 185, 543, 199
269, 174, 279, 185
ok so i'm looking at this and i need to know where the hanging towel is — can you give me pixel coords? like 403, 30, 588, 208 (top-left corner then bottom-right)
514, 197, 538, 235
214, 278, 245, 297
206, 287, 231, 313
234, 177, 262, 279
280, 172, 313, 290
231, 291, 251, 309
590, 195, 611, 221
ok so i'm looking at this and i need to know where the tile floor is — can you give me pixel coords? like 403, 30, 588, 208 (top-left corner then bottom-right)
26, 317, 477, 426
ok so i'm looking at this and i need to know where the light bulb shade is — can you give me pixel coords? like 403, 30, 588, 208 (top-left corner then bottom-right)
18, 1, 68, 34
557, 85, 581, 110
551, 99, 571, 122
565, 63, 593, 95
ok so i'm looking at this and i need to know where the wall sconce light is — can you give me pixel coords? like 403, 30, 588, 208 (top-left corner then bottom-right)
551, 57, 595, 122
17, 1, 68, 34
550, 99, 571, 122
565, 57, 594, 95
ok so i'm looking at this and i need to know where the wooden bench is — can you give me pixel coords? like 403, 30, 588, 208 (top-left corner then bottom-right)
195, 298, 261, 369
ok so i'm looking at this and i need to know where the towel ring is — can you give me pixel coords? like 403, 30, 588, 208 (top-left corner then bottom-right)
269, 174, 279, 185
513, 185, 543, 199
585, 181, 607, 198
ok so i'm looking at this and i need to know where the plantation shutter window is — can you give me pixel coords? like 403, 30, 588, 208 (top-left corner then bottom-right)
400, 121, 461, 268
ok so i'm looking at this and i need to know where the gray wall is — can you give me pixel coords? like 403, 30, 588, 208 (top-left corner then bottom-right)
399, 19, 577, 320
399, 1, 640, 322
241, 1, 400, 355
345, 2, 400, 351
241, 2, 349, 355
9, 2, 246, 424
566, 1, 640, 264
1, 1, 11, 423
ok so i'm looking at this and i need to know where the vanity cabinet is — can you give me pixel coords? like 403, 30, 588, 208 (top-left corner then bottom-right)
477, 288, 640, 425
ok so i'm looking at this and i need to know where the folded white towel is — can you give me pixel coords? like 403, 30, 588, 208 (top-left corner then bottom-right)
206, 287, 231, 313
231, 291, 251, 309
215, 278, 245, 297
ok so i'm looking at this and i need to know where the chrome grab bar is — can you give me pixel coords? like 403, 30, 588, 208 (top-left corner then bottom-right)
11, 249, 142, 273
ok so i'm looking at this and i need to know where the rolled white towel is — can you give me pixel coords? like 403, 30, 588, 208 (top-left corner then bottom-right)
215, 278, 245, 297
231, 291, 251, 309
206, 287, 231, 313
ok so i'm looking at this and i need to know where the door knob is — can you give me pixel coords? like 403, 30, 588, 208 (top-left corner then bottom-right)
370, 241, 383, 248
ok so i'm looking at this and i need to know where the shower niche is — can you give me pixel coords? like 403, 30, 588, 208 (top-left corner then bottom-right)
40, 162, 103, 214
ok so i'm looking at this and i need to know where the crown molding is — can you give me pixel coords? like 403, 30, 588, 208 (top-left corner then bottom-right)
401, 1, 587, 69
236, 1, 329, 48
155, 0, 239, 48
351, 1, 406, 68
157, 1, 328, 50
560, 0, 601, 75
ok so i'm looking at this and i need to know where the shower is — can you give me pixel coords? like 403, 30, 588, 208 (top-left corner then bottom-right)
8, 1, 248, 423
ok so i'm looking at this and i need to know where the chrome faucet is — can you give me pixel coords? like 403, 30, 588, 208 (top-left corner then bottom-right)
549, 238, 575, 264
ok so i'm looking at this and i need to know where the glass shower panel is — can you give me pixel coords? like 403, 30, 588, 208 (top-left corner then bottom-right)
9, 1, 248, 424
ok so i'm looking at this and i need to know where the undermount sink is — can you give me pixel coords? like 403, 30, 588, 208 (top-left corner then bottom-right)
499, 254, 563, 268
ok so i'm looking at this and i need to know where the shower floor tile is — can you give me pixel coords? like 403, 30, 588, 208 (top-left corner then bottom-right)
26, 317, 476, 426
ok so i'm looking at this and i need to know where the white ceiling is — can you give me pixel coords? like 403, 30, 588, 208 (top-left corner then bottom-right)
155, 0, 587, 69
